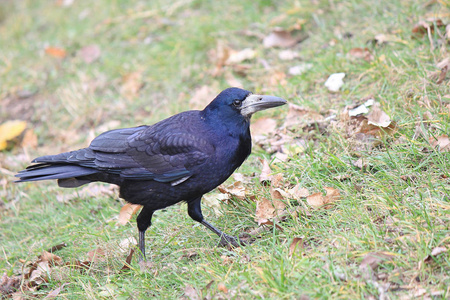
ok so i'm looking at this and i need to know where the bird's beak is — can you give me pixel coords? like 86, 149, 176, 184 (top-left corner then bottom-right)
240, 94, 287, 117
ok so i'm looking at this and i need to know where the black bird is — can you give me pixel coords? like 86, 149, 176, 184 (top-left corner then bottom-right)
16, 87, 286, 259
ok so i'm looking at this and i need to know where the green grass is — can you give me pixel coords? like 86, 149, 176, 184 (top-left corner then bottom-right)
1, 0, 449, 299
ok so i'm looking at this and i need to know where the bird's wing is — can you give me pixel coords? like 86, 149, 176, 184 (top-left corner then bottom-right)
89, 120, 214, 183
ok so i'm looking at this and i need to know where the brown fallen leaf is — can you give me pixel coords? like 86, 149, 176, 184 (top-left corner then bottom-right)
289, 237, 304, 256
184, 285, 200, 300
263, 28, 303, 48
283, 103, 324, 128
255, 196, 286, 225
20, 129, 38, 149
44, 283, 68, 299
436, 57, 449, 84
189, 85, 218, 110
367, 102, 392, 127
46, 243, 68, 253
424, 246, 447, 263
348, 47, 373, 62
120, 71, 143, 100
359, 252, 395, 271
250, 117, 278, 136
78, 44, 101, 64
45, 46, 67, 58
412, 18, 446, 37
287, 184, 309, 200
118, 203, 142, 225
218, 181, 247, 200
121, 248, 135, 271
208, 41, 232, 75
217, 283, 228, 293
271, 174, 285, 189
0, 273, 20, 296
202, 193, 229, 216
429, 135, 450, 152
39, 251, 63, 265
306, 187, 340, 209
87, 248, 107, 263
259, 158, 273, 185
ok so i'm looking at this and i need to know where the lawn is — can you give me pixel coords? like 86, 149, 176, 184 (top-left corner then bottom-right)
1, 0, 449, 299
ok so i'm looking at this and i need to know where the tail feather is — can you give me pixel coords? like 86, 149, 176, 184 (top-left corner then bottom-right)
15, 164, 97, 182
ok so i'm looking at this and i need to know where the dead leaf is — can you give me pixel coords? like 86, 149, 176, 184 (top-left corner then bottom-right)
78, 44, 101, 64
120, 71, 143, 100
367, 102, 392, 127
259, 158, 273, 185
324, 73, 345, 92
271, 174, 285, 189
424, 246, 447, 263
39, 251, 63, 265
45, 46, 66, 58
189, 85, 217, 110
208, 41, 232, 74
44, 283, 68, 299
359, 252, 395, 275
87, 248, 107, 262
184, 285, 200, 300
289, 237, 304, 256
225, 48, 256, 65
217, 283, 228, 293
436, 57, 449, 84
283, 103, 324, 128
263, 28, 302, 48
429, 135, 450, 152
202, 193, 229, 216
267, 70, 288, 87
251, 117, 278, 136
255, 196, 286, 225
306, 187, 339, 209
412, 18, 446, 37
348, 47, 373, 62
28, 261, 50, 286
121, 249, 135, 271
0, 273, 20, 296
20, 129, 38, 148
218, 181, 247, 200
118, 237, 137, 253
46, 243, 67, 253
118, 203, 142, 225
0, 120, 27, 150
287, 184, 309, 200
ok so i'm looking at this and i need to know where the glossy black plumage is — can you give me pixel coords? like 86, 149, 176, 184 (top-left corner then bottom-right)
16, 87, 286, 260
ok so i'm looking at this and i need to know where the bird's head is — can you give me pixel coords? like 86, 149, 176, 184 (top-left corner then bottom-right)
202, 88, 287, 122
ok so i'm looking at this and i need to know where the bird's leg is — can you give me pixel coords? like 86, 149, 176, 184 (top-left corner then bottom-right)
187, 197, 243, 247
136, 206, 154, 262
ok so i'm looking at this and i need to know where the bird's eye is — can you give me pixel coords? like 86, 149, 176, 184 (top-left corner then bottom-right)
233, 99, 242, 107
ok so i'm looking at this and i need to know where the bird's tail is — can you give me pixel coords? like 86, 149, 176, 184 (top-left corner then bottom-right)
15, 150, 98, 187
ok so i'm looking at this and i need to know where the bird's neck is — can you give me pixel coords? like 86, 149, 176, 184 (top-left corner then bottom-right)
200, 109, 250, 139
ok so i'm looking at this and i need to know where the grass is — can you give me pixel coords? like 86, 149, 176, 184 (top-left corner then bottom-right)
1, 0, 449, 299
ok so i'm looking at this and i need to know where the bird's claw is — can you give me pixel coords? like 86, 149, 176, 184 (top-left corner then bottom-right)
218, 233, 250, 247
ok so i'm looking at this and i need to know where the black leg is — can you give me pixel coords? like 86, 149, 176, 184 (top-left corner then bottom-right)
136, 206, 154, 261
187, 196, 243, 247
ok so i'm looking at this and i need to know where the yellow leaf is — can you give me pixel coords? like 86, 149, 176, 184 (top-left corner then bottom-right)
0, 120, 27, 150
118, 203, 142, 225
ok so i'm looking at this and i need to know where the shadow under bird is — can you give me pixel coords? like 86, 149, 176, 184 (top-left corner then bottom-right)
16, 87, 287, 260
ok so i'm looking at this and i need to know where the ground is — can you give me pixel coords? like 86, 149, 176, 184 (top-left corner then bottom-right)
0, 0, 449, 299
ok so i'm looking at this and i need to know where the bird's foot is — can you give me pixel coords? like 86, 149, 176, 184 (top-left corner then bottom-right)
218, 233, 252, 247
